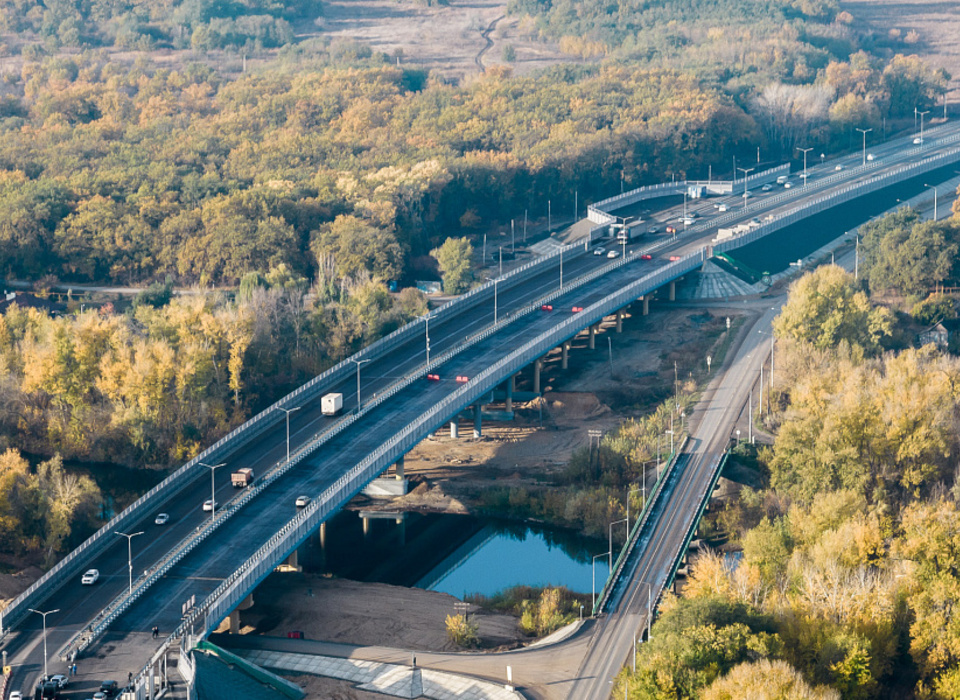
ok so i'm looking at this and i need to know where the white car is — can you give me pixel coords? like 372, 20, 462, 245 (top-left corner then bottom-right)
606, 250, 620, 259
154, 513, 170, 525
202, 499, 218, 512
50, 675, 69, 689
760, 183, 773, 192
295, 495, 312, 507
593, 247, 605, 256
647, 226, 659, 234
783, 182, 793, 189
82, 569, 100, 585
866, 153, 875, 161
10, 691, 22, 700
835, 164, 843, 171
914, 137, 923, 144
717, 203, 728, 212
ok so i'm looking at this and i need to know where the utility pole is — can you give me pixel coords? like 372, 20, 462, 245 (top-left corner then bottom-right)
797, 147, 812, 187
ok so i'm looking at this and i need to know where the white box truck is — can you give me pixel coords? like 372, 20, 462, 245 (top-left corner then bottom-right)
322, 392, 343, 416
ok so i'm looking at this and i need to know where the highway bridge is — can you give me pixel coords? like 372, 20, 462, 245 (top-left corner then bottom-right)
3, 121, 960, 700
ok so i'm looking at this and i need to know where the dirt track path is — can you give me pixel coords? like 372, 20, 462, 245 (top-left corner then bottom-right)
475, 14, 504, 72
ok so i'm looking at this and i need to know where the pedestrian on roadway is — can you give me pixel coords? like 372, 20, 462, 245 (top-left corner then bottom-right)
128, 671, 133, 684
151, 625, 159, 639
72, 663, 77, 676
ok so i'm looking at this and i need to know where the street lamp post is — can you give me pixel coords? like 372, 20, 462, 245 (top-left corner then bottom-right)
797, 147, 813, 187
592, 551, 611, 613
737, 167, 754, 208
925, 183, 939, 220
350, 358, 372, 411
918, 110, 930, 147
425, 316, 430, 364
29, 607, 60, 681
198, 461, 225, 520
609, 517, 629, 571
855, 127, 872, 165
494, 278, 499, 324
278, 406, 301, 464
115, 530, 144, 594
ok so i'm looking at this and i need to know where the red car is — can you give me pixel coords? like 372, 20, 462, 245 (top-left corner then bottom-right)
669, 255, 681, 261
541, 304, 553, 311
456, 375, 469, 383
572, 306, 584, 313
427, 374, 440, 381
640, 254, 652, 261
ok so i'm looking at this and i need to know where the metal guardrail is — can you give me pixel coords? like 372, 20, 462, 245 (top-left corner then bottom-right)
56, 227, 667, 661
664, 452, 728, 592
0, 208, 595, 642
593, 436, 689, 615
715, 140, 960, 256
140, 251, 707, 663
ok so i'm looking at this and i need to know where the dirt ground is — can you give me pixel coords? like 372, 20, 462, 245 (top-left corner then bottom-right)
0, 565, 43, 612
367, 303, 736, 513
240, 574, 525, 651
843, 0, 960, 96
317, 0, 572, 80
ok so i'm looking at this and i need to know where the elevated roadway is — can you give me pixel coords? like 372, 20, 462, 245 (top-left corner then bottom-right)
3, 122, 960, 699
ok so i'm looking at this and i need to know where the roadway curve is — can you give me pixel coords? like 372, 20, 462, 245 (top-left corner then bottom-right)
4, 122, 960, 699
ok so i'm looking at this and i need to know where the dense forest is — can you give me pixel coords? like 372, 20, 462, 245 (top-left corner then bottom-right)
0, 0, 947, 288
608, 210, 960, 699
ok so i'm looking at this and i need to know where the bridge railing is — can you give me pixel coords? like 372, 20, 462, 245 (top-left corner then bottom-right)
144, 251, 707, 660
0, 209, 597, 640
715, 141, 960, 256
593, 436, 689, 615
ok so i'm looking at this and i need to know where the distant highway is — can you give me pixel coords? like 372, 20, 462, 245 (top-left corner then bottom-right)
3, 120, 960, 699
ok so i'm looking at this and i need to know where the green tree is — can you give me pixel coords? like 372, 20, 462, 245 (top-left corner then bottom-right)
773, 265, 893, 354
312, 215, 404, 281
433, 237, 473, 294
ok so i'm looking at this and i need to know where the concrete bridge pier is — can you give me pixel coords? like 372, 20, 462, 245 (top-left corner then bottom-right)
533, 358, 543, 394
473, 403, 482, 438
616, 309, 624, 333
363, 515, 371, 538
588, 324, 597, 350
396, 514, 406, 546
318, 521, 327, 568
394, 455, 404, 480
669, 280, 676, 301
505, 374, 515, 412
642, 296, 649, 316
228, 593, 255, 633
450, 419, 459, 439
561, 342, 570, 370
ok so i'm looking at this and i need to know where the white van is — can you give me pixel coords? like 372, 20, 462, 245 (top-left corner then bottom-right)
776, 175, 789, 185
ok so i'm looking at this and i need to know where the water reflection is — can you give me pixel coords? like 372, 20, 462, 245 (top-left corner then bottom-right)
300, 511, 610, 598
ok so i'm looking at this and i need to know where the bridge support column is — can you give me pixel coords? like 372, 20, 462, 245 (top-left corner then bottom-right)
362, 515, 371, 537
319, 521, 327, 568
395, 455, 404, 480
588, 324, 598, 349
450, 420, 459, 439
669, 281, 676, 301
229, 609, 241, 634
561, 342, 570, 370
616, 309, 624, 333
642, 296, 649, 316
533, 358, 543, 394
396, 515, 406, 546
286, 549, 299, 571
505, 374, 515, 412
473, 403, 482, 439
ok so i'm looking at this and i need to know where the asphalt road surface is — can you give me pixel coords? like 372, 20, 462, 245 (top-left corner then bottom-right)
3, 122, 960, 699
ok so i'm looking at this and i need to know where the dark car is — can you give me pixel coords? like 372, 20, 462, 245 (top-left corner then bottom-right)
99, 680, 119, 697
39, 681, 60, 699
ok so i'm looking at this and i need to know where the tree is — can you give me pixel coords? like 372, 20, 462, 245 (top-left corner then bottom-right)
703, 659, 839, 700
312, 215, 404, 281
773, 265, 893, 354
433, 237, 473, 294
445, 613, 479, 647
